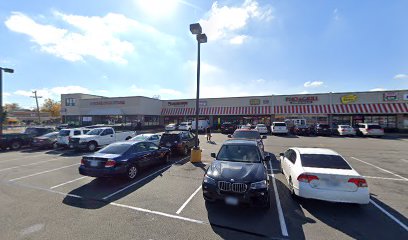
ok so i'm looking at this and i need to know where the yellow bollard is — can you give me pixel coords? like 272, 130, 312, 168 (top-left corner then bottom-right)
190, 147, 202, 163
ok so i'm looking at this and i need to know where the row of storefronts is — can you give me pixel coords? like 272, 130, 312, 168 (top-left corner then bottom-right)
61, 90, 408, 131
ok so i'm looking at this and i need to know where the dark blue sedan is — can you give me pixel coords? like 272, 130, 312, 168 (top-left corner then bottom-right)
79, 141, 171, 180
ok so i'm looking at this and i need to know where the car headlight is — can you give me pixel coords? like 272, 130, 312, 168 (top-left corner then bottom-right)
203, 175, 216, 185
250, 180, 267, 189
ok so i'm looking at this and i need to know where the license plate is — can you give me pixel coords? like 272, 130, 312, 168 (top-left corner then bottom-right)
225, 196, 239, 206
90, 161, 98, 167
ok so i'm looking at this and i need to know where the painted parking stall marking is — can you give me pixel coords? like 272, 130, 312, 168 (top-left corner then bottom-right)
176, 185, 202, 214
49, 176, 88, 189
0, 158, 65, 172
370, 199, 408, 232
8, 163, 80, 182
351, 157, 408, 181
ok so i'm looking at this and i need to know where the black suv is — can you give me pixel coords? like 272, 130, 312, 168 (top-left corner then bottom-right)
312, 124, 332, 136
202, 139, 271, 209
0, 127, 54, 150
159, 131, 197, 156
220, 122, 236, 134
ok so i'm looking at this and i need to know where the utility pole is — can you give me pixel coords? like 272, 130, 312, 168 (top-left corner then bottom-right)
31, 91, 42, 124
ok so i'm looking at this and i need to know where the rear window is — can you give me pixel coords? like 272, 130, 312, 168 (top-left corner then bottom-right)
59, 130, 70, 136
368, 125, 382, 129
274, 123, 286, 127
232, 131, 261, 139
300, 154, 352, 170
98, 144, 131, 154
160, 134, 180, 142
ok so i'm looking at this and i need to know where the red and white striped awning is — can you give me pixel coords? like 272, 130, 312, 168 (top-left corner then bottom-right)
273, 103, 408, 114
161, 106, 272, 116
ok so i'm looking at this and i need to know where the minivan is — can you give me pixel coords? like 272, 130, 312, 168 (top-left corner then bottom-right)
357, 123, 384, 137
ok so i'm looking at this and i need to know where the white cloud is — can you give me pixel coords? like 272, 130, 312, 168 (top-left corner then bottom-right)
184, 60, 221, 76
370, 88, 387, 91
252, 78, 265, 84
199, 0, 273, 43
229, 35, 249, 45
5, 11, 175, 64
394, 74, 408, 80
333, 8, 340, 21
304, 81, 324, 88
299, 90, 309, 94
3, 92, 11, 97
130, 85, 184, 98
13, 86, 91, 102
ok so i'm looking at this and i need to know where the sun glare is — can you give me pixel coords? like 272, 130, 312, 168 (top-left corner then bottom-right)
136, 0, 179, 18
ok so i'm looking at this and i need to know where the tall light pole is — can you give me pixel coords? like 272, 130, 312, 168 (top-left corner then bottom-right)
190, 23, 207, 149
0, 67, 14, 136
31, 90, 42, 124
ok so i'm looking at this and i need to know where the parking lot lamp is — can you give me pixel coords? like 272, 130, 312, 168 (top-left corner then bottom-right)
0, 67, 14, 136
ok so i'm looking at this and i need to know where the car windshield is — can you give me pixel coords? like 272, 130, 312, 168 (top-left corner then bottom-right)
24, 128, 39, 135
59, 130, 70, 136
98, 144, 131, 154
233, 131, 260, 139
160, 134, 179, 142
130, 135, 147, 141
368, 125, 382, 129
274, 123, 286, 126
300, 154, 352, 170
217, 145, 261, 163
42, 132, 58, 138
86, 129, 104, 135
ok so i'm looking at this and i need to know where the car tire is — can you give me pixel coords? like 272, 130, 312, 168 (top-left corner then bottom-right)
87, 142, 97, 152
10, 141, 22, 150
126, 165, 138, 180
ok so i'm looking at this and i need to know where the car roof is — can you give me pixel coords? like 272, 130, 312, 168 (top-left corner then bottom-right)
293, 147, 340, 155
273, 122, 286, 124
234, 129, 258, 132
162, 131, 188, 134
224, 139, 258, 146
112, 141, 140, 146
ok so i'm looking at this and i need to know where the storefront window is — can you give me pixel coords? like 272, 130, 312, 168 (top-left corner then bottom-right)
144, 115, 159, 126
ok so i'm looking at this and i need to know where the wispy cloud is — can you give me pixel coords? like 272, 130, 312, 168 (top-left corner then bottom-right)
304, 81, 324, 88
394, 74, 408, 80
370, 88, 387, 91
199, 0, 273, 43
13, 86, 91, 103
229, 35, 249, 45
130, 85, 183, 99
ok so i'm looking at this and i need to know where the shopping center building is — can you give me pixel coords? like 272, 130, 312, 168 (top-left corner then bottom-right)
61, 90, 408, 131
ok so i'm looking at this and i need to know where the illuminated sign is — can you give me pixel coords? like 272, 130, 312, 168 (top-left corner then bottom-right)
168, 101, 188, 106
341, 94, 358, 104
90, 100, 125, 106
250, 99, 260, 105
383, 92, 398, 101
285, 96, 318, 104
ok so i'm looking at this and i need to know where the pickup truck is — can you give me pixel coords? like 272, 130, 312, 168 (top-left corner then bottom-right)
0, 127, 54, 150
69, 127, 136, 151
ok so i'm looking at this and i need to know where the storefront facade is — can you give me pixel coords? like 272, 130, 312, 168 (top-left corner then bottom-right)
61, 90, 408, 131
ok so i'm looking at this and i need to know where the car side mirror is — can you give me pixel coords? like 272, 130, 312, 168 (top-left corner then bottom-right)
227, 134, 232, 138
262, 135, 267, 139
211, 153, 216, 158
279, 153, 284, 157
264, 155, 271, 162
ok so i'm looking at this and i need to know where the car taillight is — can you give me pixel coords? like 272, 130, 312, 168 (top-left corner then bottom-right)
297, 174, 319, 183
105, 159, 116, 168
80, 158, 85, 165
348, 178, 368, 187
341, 129, 346, 132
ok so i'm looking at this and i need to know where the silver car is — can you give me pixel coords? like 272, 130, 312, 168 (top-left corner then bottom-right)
128, 133, 161, 145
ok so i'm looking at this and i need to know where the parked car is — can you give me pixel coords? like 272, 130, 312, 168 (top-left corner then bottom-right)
191, 120, 209, 132
255, 124, 268, 135
220, 122, 236, 134
202, 139, 271, 208
178, 122, 192, 131
293, 125, 311, 136
336, 125, 356, 136
159, 131, 196, 156
312, 124, 332, 136
69, 127, 136, 152
129, 133, 161, 146
31, 132, 59, 149
57, 128, 90, 148
0, 127, 54, 150
240, 124, 251, 130
271, 122, 289, 135
356, 123, 384, 137
279, 148, 369, 204
79, 141, 171, 180
228, 129, 266, 152
165, 123, 178, 131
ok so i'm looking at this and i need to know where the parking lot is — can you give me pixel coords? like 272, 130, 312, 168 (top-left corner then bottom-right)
0, 133, 407, 240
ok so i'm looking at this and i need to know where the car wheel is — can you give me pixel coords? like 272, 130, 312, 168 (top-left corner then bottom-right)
87, 142, 97, 152
183, 146, 189, 156
10, 141, 22, 150
126, 165, 138, 180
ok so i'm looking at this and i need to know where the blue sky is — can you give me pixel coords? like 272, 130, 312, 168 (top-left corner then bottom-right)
1, 0, 407, 109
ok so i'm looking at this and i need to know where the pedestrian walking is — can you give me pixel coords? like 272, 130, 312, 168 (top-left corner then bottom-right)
206, 126, 212, 142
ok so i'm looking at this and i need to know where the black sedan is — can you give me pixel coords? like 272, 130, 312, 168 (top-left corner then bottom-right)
79, 141, 171, 180
293, 125, 312, 136
202, 139, 271, 209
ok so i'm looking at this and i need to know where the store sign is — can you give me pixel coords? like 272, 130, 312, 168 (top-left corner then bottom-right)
168, 101, 188, 107
90, 100, 125, 106
383, 92, 398, 101
263, 100, 270, 104
403, 93, 408, 101
341, 94, 358, 104
250, 99, 261, 105
285, 96, 318, 104
199, 100, 207, 106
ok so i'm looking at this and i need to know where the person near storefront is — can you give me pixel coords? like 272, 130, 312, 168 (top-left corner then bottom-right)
206, 126, 212, 142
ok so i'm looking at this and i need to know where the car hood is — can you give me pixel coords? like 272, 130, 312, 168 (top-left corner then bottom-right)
83, 152, 122, 160
72, 135, 98, 140
207, 160, 266, 182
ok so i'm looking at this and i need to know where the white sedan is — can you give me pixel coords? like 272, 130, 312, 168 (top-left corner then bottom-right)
255, 124, 268, 134
128, 133, 161, 145
279, 148, 369, 204
337, 125, 356, 136
165, 123, 177, 131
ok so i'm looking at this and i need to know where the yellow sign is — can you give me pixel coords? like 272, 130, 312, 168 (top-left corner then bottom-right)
341, 94, 358, 104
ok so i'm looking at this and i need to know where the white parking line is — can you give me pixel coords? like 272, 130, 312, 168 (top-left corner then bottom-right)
49, 176, 88, 189
350, 157, 408, 181
364, 176, 408, 181
268, 161, 289, 237
102, 157, 189, 200
0, 158, 63, 172
176, 185, 202, 214
0, 153, 51, 164
8, 163, 80, 182
370, 199, 408, 232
